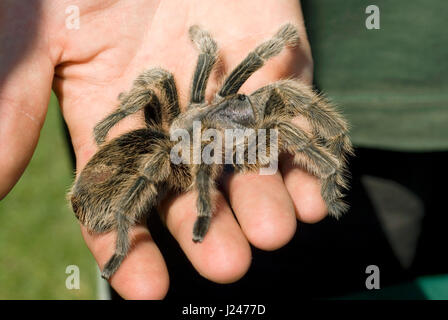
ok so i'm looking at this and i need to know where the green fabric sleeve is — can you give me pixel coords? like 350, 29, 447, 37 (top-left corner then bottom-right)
302, 0, 448, 151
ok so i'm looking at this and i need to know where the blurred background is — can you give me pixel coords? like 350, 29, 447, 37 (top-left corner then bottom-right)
0, 93, 97, 299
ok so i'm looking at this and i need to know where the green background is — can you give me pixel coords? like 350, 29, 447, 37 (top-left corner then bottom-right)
304, 0, 448, 150
0, 93, 96, 299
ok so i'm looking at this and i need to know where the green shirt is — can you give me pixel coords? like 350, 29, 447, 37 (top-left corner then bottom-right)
302, 0, 448, 151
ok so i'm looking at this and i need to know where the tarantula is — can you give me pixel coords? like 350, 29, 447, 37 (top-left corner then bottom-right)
69, 24, 353, 280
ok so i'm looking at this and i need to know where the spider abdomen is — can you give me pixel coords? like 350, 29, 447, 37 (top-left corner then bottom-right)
70, 128, 175, 233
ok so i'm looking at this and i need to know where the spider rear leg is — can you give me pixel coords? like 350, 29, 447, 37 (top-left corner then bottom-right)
188, 25, 218, 105
94, 68, 180, 145
94, 88, 160, 145
101, 140, 173, 280
135, 68, 180, 126
217, 24, 299, 98
101, 176, 159, 280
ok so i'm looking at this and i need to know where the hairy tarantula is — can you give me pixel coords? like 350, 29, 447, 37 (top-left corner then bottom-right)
69, 24, 353, 280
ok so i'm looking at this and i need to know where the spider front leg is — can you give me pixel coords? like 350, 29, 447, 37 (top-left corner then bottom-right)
188, 25, 218, 105
217, 23, 299, 98
94, 68, 180, 145
258, 119, 349, 217
251, 80, 354, 162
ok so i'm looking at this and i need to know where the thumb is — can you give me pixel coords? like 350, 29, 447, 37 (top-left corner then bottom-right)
0, 3, 55, 199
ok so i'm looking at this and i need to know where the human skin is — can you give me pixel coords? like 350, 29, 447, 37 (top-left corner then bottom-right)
0, 0, 327, 299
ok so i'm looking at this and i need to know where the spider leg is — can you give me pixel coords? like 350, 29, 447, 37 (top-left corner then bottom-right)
251, 80, 354, 162
94, 68, 180, 145
101, 175, 158, 280
190, 126, 223, 242
101, 138, 173, 280
192, 162, 222, 242
259, 119, 349, 217
188, 25, 218, 105
217, 24, 299, 98
93, 88, 159, 145
136, 68, 180, 126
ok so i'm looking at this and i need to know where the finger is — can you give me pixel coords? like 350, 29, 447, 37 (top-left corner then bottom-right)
0, 2, 54, 199
223, 170, 297, 251
81, 224, 169, 300
279, 153, 328, 223
159, 190, 252, 284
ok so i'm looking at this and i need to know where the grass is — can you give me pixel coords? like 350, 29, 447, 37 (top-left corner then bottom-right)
0, 93, 96, 299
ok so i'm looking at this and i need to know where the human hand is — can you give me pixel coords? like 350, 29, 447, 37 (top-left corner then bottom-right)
0, 0, 326, 299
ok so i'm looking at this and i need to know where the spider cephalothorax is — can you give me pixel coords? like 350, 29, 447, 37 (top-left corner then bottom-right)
69, 24, 353, 280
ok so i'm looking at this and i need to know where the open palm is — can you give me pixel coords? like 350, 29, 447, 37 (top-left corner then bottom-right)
0, 0, 327, 299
